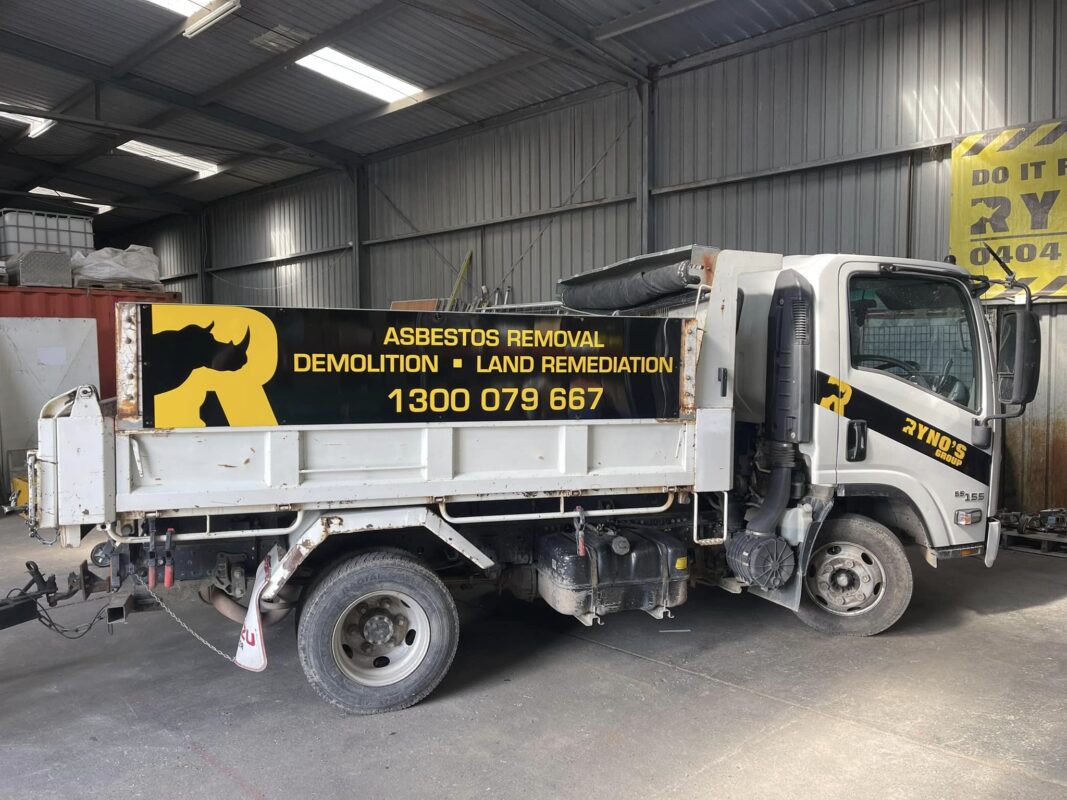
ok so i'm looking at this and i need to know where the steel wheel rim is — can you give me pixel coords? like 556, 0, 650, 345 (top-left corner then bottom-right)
331, 589, 431, 687
803, 541, 887, 616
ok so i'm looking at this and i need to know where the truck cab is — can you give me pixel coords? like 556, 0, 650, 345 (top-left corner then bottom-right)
723, 251, 1039, 627
737, 255, 1011, 557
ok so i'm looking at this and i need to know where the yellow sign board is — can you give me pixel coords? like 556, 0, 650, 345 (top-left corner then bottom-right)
950, 119, 1067, 299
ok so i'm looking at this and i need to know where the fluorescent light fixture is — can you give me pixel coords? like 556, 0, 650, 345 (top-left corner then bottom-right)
184, 0, 240, 37
0, 111, 55, 138
117, 140, 219, 179
296, 47, 421, 103
139, 0, 205, 16
30, 187, 113, 215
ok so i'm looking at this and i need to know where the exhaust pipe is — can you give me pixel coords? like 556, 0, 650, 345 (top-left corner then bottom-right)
199, 585, 293, 627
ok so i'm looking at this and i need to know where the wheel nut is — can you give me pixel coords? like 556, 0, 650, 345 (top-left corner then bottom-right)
380, 597, 392, 608
357, 604, 369, 615
345, 624, 360, 637
395, 616, 406, 628
862, 574, 871, 583
844, 559, 855, 568
360, 642, 373, 653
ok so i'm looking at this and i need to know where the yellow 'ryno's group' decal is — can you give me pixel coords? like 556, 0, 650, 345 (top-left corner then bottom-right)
818, 375, 853, 415
814, 370, 991, 483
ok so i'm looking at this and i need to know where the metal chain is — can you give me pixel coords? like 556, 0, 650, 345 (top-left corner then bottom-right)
133, 574, 235, 664
29, 528, 60, 546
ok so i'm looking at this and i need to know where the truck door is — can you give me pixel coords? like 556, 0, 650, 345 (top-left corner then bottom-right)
821, 264, 994, 549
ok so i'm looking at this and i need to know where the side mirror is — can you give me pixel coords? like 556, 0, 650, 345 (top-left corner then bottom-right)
997, 308, 1041, 405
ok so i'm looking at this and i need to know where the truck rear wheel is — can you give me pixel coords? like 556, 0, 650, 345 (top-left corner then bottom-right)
795, 514, 912, 636
297, 551, 459, 714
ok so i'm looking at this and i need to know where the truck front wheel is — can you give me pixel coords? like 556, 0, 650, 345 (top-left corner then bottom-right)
297, 551, 459, 714
795, 514, 913, 636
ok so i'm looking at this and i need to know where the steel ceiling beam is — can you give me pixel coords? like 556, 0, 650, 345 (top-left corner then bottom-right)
495, 0, 647, 81
656, 0, 928, 77
0, 186, 190, 215
0, 17, 189, 157
2, 1, 390, 193
0, 104, 338, 170
591, 0, 720, 41
399, 0, 637, 86
100, 147, 301, 224
367, 83, 622, 163
303, 51, 547, 143
194, 2, 401, 106
0, 31, 361, 166
0, 152, 200, 213
160, 148, 283, 189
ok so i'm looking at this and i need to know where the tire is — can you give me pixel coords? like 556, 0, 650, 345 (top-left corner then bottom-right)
297, 550, 459, 714
795, 513, 913, 636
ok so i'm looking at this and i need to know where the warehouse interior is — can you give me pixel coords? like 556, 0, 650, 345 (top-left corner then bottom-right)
0, 0, 1066, 797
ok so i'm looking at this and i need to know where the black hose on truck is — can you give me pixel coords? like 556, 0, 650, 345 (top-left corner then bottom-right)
726, 444, 797, 589
726, 270, 814, 590
559, 260, 698, 311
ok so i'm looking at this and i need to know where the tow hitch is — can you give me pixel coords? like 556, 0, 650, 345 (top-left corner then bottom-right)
0, 560, 111, 633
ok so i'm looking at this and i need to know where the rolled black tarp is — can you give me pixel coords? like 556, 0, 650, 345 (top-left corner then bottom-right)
559, 260, 697, 311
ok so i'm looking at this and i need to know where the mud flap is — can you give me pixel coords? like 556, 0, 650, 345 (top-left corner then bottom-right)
748, 496, 833, 611
984, 518, 1001, 568
234, 545, 283, 672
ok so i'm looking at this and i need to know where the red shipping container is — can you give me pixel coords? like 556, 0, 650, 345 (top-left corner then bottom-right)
0, 286, 180, 398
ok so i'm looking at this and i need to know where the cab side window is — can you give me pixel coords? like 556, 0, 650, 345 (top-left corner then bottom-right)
848, 275, 978, 411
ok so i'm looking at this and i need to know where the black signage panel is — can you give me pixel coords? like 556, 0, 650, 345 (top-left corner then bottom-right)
139, 304, 683, 428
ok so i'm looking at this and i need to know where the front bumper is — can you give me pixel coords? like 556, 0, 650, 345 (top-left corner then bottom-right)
922, 519, 1001, 567
924, 541, 986, 567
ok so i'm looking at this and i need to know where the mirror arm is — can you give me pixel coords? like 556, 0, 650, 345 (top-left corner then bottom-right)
974, 404, 1027, 426
983, 242, 1033, 310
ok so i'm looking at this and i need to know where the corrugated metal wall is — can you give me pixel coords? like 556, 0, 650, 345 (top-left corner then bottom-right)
364, 90, 640, 306
653, 0, 1067, 260
208, 171, 358, 309
654, 154, 912, 258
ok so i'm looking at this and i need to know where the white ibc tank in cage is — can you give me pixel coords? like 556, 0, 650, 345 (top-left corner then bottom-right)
0, 209, 94, 258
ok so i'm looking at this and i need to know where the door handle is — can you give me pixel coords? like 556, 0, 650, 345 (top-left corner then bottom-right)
846, 419, 868, 462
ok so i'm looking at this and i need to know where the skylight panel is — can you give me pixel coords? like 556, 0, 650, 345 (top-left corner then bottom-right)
30, 187, 113, 215
138, 0, 205, 16
117, 140, 219, 179
295, 47, 421, 103
0, 111, 55, 138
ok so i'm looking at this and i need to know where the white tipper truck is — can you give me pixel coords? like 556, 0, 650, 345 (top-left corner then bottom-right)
3, 245, 1040, 713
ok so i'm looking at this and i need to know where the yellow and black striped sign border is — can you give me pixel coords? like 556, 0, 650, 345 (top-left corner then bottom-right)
953, 120, 1067, 161
951, 119, 1067, 300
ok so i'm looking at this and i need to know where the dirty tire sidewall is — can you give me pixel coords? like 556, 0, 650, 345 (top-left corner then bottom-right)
297, 551, 459, 714
795, 513, 913, 636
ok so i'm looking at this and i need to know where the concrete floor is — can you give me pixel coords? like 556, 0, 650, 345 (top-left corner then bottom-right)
2, 515, 1067, 800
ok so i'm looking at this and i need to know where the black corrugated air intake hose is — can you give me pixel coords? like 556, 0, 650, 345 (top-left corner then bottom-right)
726, 270, 814, 590
559, 261, 698, 311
